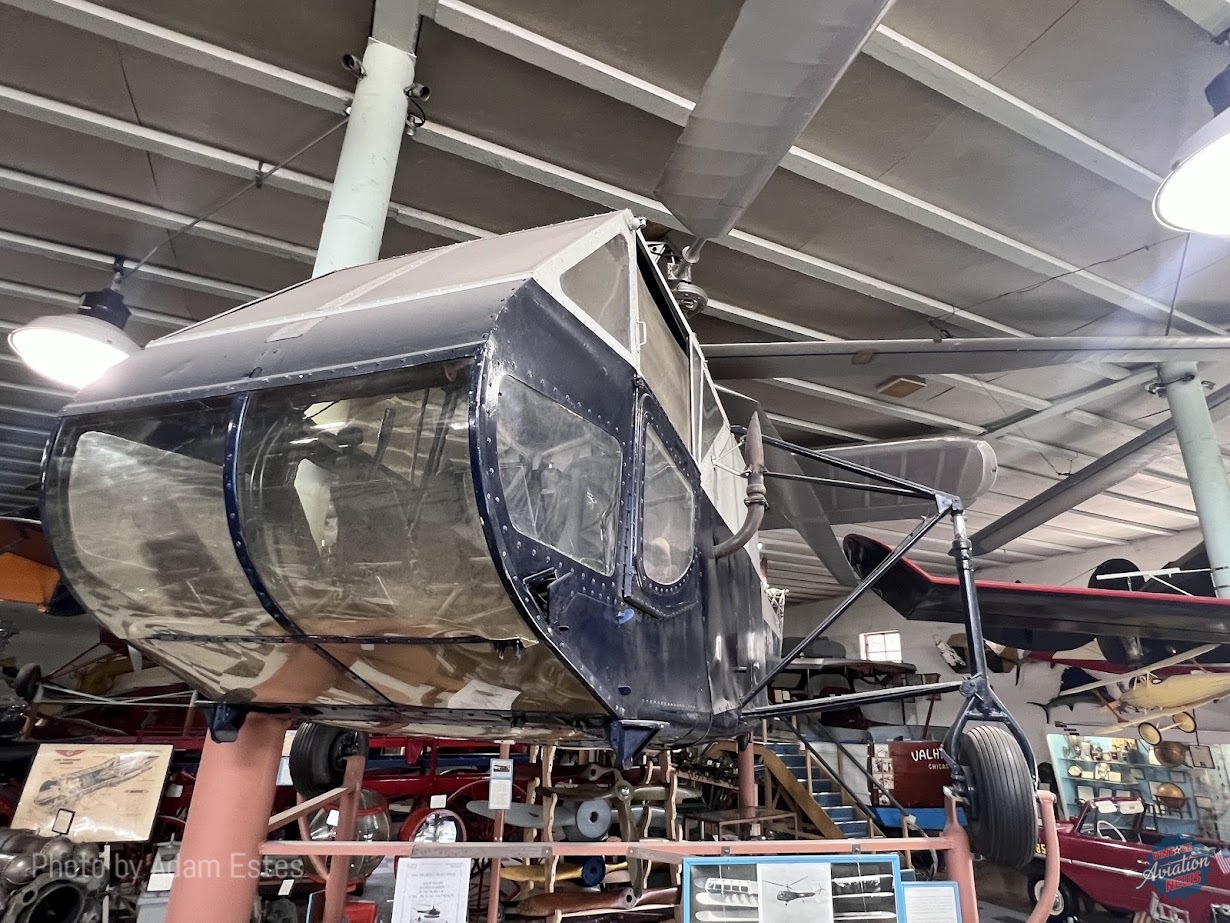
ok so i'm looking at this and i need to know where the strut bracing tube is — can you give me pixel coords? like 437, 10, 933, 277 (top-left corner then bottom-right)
715, 413, 768, 559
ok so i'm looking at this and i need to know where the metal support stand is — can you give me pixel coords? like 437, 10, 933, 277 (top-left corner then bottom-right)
486, 742, 511, 923
1160, 360, 1230, 598
258, 790, 1065, 923
312, 37, 416, 277
321, 755, 366, 923
165, 711, 291, 923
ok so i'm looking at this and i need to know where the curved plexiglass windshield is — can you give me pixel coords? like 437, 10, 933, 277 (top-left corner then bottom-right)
495, 376, 623, 574
44, 402, 372, 706
237, 361, 534, 644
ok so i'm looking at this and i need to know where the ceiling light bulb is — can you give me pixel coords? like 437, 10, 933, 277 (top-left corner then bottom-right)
1154, 106, 1230, 235
8, 314, 138, 390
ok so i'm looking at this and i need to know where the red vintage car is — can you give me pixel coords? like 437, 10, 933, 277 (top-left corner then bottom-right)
1029, 797, 1230, 922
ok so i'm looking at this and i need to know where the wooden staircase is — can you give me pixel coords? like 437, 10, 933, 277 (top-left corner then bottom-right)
712, 741, 879, 839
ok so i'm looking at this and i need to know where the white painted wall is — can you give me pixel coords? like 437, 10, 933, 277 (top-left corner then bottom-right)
784, 524, 1230, 771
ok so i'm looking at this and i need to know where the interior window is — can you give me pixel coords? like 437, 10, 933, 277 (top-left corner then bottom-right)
641, 425, 694, 585
496, 376, 623, 574
560, 236, 631, 350
635, 274, 691, 441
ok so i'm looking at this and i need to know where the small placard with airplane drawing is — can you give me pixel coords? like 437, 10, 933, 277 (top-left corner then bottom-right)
683, 855, 902, 923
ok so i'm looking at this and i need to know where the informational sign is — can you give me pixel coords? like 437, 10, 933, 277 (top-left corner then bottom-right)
12, 744, 173, 842
393, 857, 471, 923
683, 855, 902, 923
902, 881, 961, 922
489, 758, 514, 811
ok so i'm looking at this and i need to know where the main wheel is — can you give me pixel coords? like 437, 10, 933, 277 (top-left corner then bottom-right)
958, 724, 1036, 869
1027, 868, 1080, 922
288, 723, 369, 799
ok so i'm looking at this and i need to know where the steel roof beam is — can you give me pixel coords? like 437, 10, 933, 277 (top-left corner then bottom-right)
0, 422, 49, 439
428, 0, 1211, 332
861, 28, 1161, 200
0, 158, 1068, 414
0, 83, 486, 245
981, 369, 1159, 441
0, 402, 55, 420
0, 8, 1168, 347
0, 0, 353, 112
0, 166, 318, 264
0, 226, 259, 302
0, 92, 1190, 531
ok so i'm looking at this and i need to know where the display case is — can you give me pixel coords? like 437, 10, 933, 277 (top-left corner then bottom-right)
1047, 733, 1230, 839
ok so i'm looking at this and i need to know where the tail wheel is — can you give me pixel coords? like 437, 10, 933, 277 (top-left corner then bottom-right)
1027, 869, 1080, 922
288, 723, 368, 799
958, 724, 1036, 869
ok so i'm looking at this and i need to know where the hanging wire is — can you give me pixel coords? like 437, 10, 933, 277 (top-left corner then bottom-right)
926, 234, 1185, 338
1164, 233, 1192, 337
118, 115, 351, 282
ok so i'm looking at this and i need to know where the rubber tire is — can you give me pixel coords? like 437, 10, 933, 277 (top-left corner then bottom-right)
1027, 868, 1080, 923
959, 724, 1036, 869
288, 723, 368, 799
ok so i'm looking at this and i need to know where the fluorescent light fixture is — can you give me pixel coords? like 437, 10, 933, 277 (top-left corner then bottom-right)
1154, 105, 1230, 235
8, 287, 138, 390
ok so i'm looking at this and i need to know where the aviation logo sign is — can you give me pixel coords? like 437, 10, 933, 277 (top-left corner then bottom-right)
1140, 836, 1214, 898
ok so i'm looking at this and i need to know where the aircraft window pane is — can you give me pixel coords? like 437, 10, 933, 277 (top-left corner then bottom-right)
641, 426, 694, 585
47, 403, 279, 640
560, 236, 631, 350
636, 274, 691, 441
496, 376, 623, 575
236, 361, 534, 644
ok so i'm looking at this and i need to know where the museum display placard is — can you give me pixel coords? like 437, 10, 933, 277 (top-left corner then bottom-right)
683, 854, 902, 923
11, 743, 173, 842
392, 857, 471, 923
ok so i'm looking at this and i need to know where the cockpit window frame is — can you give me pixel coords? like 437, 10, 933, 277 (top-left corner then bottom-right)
629, 391, 700, 602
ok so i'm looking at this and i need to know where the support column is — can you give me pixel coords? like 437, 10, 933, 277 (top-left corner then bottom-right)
737, 734, 757, 810
312, 37, 416, 277
1161, 361, 1230, 598
165, 712, 292, 923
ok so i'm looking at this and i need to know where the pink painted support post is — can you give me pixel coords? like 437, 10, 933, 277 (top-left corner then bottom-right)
166, 712, 291, 923
487, 742, 511, 923
1026, 792, 1061, 923
737, 735, 757, 810
322, 754, 366, 923
942, 792, 979, 923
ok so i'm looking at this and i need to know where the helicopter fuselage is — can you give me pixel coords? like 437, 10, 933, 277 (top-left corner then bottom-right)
43, 214, 779, 757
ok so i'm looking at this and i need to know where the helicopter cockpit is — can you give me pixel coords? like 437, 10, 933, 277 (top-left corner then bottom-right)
43, 211, 775, 756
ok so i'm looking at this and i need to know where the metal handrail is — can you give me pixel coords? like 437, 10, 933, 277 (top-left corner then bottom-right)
783, 719, 933, 840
